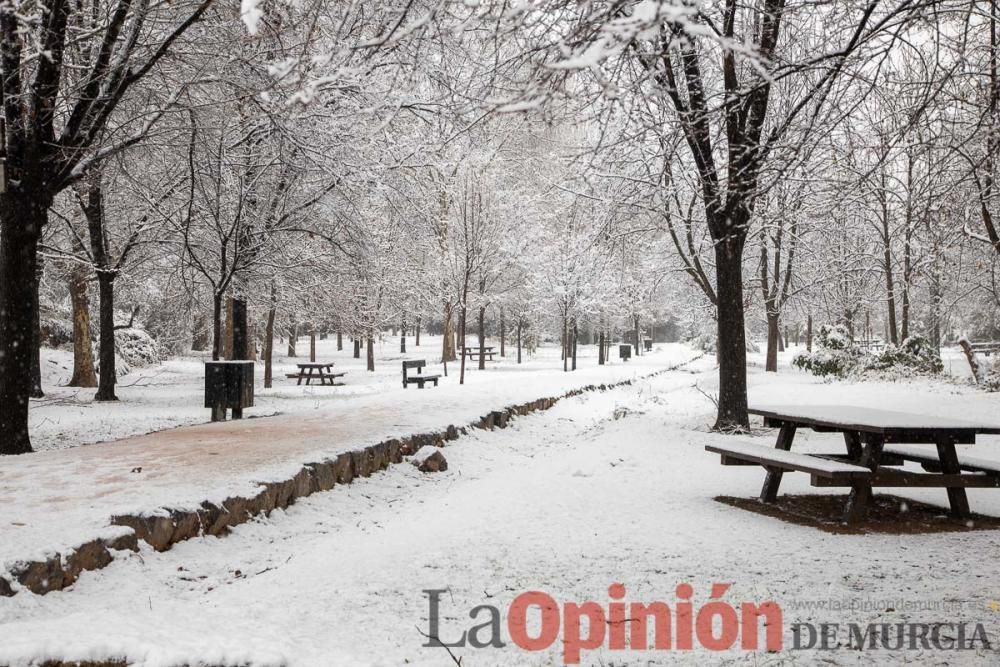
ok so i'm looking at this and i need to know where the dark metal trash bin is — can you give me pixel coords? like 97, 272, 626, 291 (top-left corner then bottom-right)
619, 344, 632, 361
644, 338, 653, 352
205, 361, 254, 421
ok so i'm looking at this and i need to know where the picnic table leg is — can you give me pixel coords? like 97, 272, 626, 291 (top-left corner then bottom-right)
844, 433, 885, 525
760, 424, 797, 503
843, 431, 863, 461
936, 437, 971, 519
297, 369, 304, 386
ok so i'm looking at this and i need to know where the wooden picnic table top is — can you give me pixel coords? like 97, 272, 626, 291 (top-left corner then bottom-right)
463, 346, 495, 351
749, 404, 1000, 437
295, 362, 335, 369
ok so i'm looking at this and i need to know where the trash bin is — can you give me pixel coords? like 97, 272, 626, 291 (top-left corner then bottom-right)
619, 344, 632, 361
205, 361, 254, 421
644, 338, 653, 352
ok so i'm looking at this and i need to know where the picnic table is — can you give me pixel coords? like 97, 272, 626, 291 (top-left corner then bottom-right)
286, 362, 346, 386
971, 341, 1000, 357
462, 346, 496, 362
706, 405, 1000, 525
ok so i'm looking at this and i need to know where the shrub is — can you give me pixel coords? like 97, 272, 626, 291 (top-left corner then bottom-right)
793, 324, 861, 378
864, 336, 943, 376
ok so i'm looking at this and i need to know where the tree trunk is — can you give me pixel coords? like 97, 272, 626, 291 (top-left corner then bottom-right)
714, 237, 749, 431
232, 298, 248, 360
310, 332, 316, 362
562, 315, 568, 372
806, 314, 813, 352
598, 330, 605, 365
572, 320, 578, 371
95, 272, 119, 401
400, 315, 407, 354
442, 302, 456, 363
765, 312, 779, 373
353, 337, 360, 359
459, 306, 468, 384
366, 336, 375, 371
68, 267, 98, 387
0, 197, 46, 454
28, 263, 43, 399
287, 322, 297, 357
264, 305, 275, 389
477, 306, 486, 370
224, 296, 234, 360
633, 316, 641, 357
415, 316, 421, 347
212, 292, 224, 361
337, 330, 343, 351
517, 321, 523, 364
499, 307, 505, 357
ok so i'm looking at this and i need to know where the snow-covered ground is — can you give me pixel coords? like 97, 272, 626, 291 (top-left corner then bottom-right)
4, 342, 1000, 666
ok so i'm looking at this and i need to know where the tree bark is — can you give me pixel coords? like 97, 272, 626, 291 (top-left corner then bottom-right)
415, 316, 421, 347
29, 263, 43, 399
68, 267, 98, 387
264, 304, 275, 389
806, 314, 813, 352
714, 237, 749, 431
310, 331, 316, 362
287, 322, 297, 357
442, 302, 456, 363
499, 307, 505, 357
232, 298, 248, 360
337, 330, 343, 351
765, 312, 779, 372
633, 315, 641, 357
598, 330, 605, 365
224, 296, 234, 360
366, 336, 375, 371
572, 320, 578, 371
477, 306, 486, 370
517, 321, 523, 364
459, 305, 468, 384
0, 196, 46, 454
400, 315, 407, 354
95, 272, 118, 401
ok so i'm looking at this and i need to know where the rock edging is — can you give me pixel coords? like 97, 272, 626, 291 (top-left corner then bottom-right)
1, 357, 700, 598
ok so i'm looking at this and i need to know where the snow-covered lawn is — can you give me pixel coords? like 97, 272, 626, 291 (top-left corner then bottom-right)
3, 345, 1000, 666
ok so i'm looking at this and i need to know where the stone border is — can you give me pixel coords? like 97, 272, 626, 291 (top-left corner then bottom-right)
0, 358, 700, 599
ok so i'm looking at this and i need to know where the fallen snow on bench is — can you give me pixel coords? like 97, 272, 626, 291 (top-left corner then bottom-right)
750, 403, 1000, 431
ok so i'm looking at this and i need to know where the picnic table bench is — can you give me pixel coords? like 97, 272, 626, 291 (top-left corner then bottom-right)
970, 341, 1000, 357
403, 359, 440, 389
286, 362, 346, 386
706, 405, 1000, 525
462, 346, 496, 361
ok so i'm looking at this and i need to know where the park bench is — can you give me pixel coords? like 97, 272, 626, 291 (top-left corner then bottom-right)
855, 338, 885, 355
287, 362, 346, 386
403, 359, 440, 389
970, 341, 1000, 357
707, 405, 1000, 525
462, 346, 496, 362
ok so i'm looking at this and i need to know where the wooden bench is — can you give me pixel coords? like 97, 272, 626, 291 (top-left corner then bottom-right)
970, 341, 1000, 357
462, 346, 496, 361
403, 360, 440, 389
288, 363, 345, 386
707, 442, 872, 483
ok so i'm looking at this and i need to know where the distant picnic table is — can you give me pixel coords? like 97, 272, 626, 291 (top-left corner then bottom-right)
287, 362, 346, 386
462, 346, 496, 362
707, 405, 1000, 525
971, 341, 1000, 357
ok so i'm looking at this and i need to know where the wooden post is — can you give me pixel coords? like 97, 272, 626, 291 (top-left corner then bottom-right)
310, 332, 316, 362
760, 424, 797, 503
936, 436, 971, 518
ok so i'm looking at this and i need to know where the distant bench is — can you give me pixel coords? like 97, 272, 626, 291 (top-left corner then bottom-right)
287, 362, 346, 386
403, 360, 440, 389
462, 346, 496, 362
970, 341, 1000, 357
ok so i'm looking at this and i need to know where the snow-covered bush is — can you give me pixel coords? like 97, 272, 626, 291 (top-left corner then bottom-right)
793, 324, 861, 378
687, 333, 760, 355
864, 336, 943, 376
95, 327, 162, 377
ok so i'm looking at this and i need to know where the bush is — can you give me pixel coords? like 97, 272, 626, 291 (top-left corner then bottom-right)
864, 336, 943, 376
95, 327, 162, 377
688, 333, 760, 355
793, 324, 862, 378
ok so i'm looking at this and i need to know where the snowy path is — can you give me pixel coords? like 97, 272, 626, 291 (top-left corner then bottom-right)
2, 366, 1000, 665
1, 343, 698, 582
